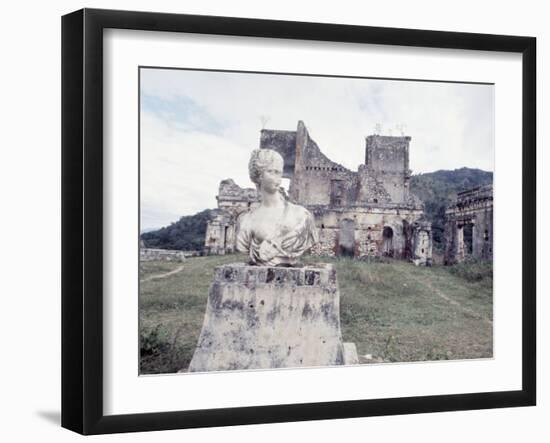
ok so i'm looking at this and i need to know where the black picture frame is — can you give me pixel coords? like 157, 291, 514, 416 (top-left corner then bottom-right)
61, 8, 536, 435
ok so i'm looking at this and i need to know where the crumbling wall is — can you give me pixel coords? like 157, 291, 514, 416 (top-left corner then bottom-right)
259, 129, 297, 178
365, 135, 410, 172
258, 122, 418, 208
310, 207, 426, 259
293, 121, 357, 206
140, 248, 185, 262
364, 135, 412, 204
204, 210, 231, 255
356, 164, 392, 204
411, 221, 433, 266
355, 227, 380, 257
205, 121, 432, 264
217, 178, 258, 213
310, 228, 339, 256
204, 180, 259, 255
444, 185, 493, 264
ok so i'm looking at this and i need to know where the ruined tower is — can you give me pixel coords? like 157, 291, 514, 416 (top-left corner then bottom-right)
359, 135, 412, 204
206, 121, 432, 265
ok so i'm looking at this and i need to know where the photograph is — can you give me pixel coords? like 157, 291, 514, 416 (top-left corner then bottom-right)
138, 67, 495, 375
54, 4, 540, 437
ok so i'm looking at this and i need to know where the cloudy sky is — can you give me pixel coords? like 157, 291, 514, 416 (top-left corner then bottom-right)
140, 68, 494, 231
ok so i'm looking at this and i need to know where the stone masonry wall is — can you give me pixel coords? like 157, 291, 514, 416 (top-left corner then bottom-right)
310, 207, 425, 259
205, 121, 432, 264
259, 129, 297, 178
295, 123, 357, 206
204, 180, 260, 255
364, 135, 412, 204
140, 248, 185, 262
444, 185, 493, 264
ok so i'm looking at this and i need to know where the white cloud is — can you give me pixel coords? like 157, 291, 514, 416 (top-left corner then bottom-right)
140, 112, 253, 229
140, 68, 494, 229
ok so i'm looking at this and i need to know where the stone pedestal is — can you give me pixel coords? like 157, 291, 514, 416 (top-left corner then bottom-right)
187, 263, 357, 372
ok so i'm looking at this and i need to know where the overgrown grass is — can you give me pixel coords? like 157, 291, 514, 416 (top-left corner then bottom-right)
140, 254, 493, 374
139, 261, 182, 276
447, 259, 493, 288
139, 254, 246, 374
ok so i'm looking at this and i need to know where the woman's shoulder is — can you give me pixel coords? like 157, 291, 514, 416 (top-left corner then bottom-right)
286, 201, 314, 220
238, 208, 267, 230
237, 210, 253, 226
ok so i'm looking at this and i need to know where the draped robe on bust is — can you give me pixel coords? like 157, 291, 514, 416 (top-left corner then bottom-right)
235, 200, 318, 266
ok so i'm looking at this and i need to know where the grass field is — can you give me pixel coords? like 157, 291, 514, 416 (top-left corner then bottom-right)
139, 255, 493, 374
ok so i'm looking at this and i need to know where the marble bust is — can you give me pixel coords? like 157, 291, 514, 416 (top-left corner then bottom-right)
235, 149, 318, 266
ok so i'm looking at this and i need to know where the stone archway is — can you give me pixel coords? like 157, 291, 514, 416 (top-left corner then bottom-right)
338, 219, 356, 257
382, 226, 394, 257
463, 222, 474, 256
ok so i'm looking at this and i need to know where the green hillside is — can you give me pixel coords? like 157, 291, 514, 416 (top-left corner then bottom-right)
141, 209, 215, 251
410, 168, 493, 249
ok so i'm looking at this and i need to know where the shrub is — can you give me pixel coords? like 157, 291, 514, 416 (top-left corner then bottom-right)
140, 325, 169, 357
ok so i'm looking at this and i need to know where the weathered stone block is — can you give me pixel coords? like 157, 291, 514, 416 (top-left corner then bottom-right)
188, 263, 356, 372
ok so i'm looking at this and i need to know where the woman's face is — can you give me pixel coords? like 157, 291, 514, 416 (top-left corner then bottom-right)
260, 161, 283, 194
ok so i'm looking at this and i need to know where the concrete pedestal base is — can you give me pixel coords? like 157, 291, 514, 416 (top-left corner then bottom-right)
187, 263, 357, 372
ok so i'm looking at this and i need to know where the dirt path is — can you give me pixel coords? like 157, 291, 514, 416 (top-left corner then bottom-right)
140, 265, 185, 283
406, 271, 493, 326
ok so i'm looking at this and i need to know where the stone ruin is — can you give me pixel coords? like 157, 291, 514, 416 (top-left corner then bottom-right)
205, 121, 432, 265
140, 248, 186, 262
444, 184, 493, 265
203, 179, 259, 255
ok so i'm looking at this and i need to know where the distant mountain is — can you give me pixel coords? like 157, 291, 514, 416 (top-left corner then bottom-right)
410, 167, 493, 249
141, 209, 216, 251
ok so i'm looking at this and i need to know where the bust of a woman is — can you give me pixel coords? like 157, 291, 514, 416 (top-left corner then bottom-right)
236, 149, 318, 266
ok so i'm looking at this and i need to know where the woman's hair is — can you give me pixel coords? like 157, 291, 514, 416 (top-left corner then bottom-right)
248, 149, 284, 189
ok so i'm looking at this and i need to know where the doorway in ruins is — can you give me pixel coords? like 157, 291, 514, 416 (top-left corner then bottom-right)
338, 219, 355, 257
382, 226, 394, 257
223, 226, 229, 254
463, 222, 474, 256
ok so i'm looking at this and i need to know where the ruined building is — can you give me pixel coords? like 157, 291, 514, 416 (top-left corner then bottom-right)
444, 184, 493, 264
204, 179, 259, 255
205, 121, 432, 265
